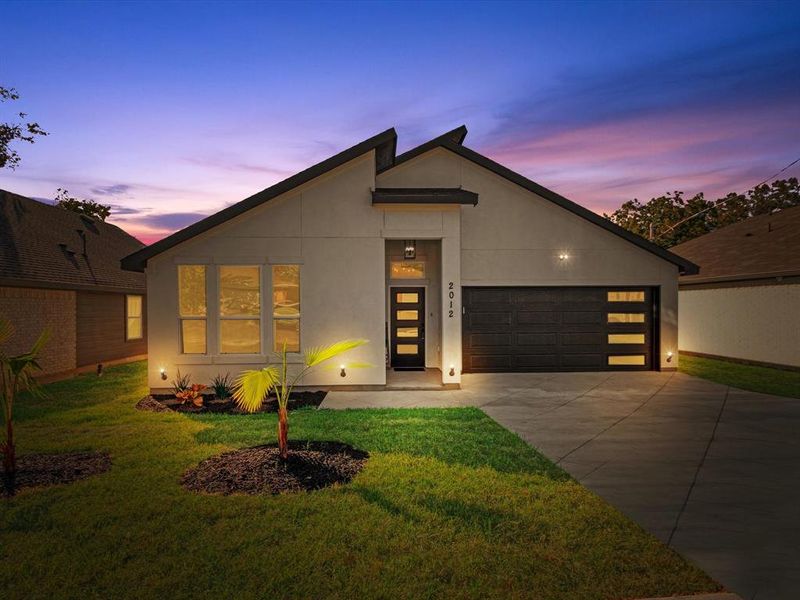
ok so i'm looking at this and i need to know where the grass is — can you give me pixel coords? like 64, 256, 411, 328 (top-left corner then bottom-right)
679, 353, 800, 399
1, 361, 719, 600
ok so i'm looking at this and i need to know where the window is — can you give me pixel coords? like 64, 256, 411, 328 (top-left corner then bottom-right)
396, 292, 419, 303
607, 313, 645, 323
126, 295, 143, 340
219, 266, 261, 354
178, 265, 207, 354
607, 290, 645, 302
273, 265, 300, 352
608, 355, 646, 366
397, 344, 418, 354
396, 310, 418, 320
396, 327, 418, 338
390, 261, 425, 279
608, 333, 646, 344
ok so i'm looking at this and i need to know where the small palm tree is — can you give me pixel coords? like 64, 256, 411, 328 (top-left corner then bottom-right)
0, 319, 49, 479
234, 339, 367, 460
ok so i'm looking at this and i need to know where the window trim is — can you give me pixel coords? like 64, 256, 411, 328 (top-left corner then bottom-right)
218, 265, 262, 355
272, 264, 301, 353
178, 264, 208, 355
125, 294, 143, 341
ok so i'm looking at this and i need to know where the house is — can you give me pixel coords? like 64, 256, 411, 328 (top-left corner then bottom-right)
0, 190, 147, 378
671, 206, 800, 370
121, 126, 697, 391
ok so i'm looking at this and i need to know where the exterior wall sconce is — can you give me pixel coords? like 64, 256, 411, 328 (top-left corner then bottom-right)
449, 365, 456, 377
160, 367, 168, 380
558, 253, 570, 261
666, 351, 673, 363
404, 240, 416, 260
340, 365, 347, 378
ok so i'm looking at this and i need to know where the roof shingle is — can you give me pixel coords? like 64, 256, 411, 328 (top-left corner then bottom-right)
0, 190, 146, 292
671, 205, 800, 284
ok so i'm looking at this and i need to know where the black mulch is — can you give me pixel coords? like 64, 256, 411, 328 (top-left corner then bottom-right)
2, 451, 111, 497
181, 441, 368, 495
136, 391, 327, 415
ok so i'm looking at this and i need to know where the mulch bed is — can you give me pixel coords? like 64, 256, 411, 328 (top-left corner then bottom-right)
136, 391, 327, 415
181, 441, 368, 495
2, 451, 111, 497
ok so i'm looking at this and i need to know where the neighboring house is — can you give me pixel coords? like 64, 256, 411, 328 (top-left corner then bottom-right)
671, 206, 800, 370
122, 126, 697, 392
0, 190, 147, 378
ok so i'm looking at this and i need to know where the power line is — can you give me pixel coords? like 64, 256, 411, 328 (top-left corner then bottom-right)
654, 155, 800, 241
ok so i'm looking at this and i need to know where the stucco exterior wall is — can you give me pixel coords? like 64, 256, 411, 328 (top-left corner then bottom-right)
0, 286, 77, 376
679, 284, 800, 368
146, 152, 387, 390
377, 148, 681, 370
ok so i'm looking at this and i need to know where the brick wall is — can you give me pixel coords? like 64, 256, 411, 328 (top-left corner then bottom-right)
0, 286, 77, 375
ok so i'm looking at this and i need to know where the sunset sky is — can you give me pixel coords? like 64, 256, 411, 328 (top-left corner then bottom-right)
1, 1, 798, 244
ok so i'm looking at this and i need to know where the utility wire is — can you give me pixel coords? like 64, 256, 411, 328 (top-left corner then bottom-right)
654, 155, 800, 241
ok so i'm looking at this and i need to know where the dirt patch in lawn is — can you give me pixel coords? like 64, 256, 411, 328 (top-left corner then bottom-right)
2, 451, 111, 496
182, 441, 368, 495
136, 391, 327, 414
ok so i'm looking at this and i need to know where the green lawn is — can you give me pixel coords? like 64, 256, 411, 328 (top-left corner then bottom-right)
680, 353, 800, 399
1, 361, 719, 599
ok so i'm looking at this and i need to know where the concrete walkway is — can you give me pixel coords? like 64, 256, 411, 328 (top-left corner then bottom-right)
321, 372, 800, 600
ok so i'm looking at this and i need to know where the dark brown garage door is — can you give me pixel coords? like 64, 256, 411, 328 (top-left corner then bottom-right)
462, 287, 655, 372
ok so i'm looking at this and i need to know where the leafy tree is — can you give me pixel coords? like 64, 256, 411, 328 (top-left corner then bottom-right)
0, 319, 49, 488
605, 178, 800, 247
0, 86, 47, 169
234, 340, 367, 460
55, 188, 111, 221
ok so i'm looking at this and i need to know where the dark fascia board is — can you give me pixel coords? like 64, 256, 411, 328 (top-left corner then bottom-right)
378, 125, 468, 174
121, 127, 398, 272
386, 136, 699, 275
372, 188, 478, 206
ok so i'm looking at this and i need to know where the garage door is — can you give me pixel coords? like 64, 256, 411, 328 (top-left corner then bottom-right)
462, 287, 655, 372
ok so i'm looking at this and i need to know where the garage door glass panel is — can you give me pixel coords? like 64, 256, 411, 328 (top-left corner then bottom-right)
608, 355, 646, 365
608, 333, 646, 344
607, 313, 645, 323
608, 291, 645, 302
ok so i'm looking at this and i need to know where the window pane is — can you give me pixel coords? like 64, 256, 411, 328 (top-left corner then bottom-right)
397, 344, 418, 355
126, 317, 142, 340
179, 265, 206, 317
608, 355, 646, 366
396, 292, 419, 303
274, 319, 300, 352
181, 319, 206, 354
220, 319, 261, 354
607, 313, 645, 323
273, 265, 300, 318
396, 310, 418, 320
126, 295, 142, 318
608, 333, 646, 344
220, 266, 260, 316
390, 261, 425, 279
608, 291, 645, 302
396, 327, 418, 338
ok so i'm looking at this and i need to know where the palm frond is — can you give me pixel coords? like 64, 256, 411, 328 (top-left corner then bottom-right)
233, 366, 279, 413
303, 339, 368, 368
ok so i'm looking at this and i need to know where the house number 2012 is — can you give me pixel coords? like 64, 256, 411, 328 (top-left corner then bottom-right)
448, 282, 455, 318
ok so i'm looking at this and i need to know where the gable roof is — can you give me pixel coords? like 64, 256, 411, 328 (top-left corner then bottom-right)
671, 205, 800, 285
0, 190, 146, 293
122, 124, 697, 275
386, 126, 698, 275
121, 127, 397, 272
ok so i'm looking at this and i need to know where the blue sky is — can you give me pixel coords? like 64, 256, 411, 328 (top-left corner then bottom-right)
1, 1, 798, 242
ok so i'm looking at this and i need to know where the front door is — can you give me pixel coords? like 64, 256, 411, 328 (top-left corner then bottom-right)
390, 287, 425, 370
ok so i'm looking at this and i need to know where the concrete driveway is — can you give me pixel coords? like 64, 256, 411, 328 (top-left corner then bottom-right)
322, 371, 800, 599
